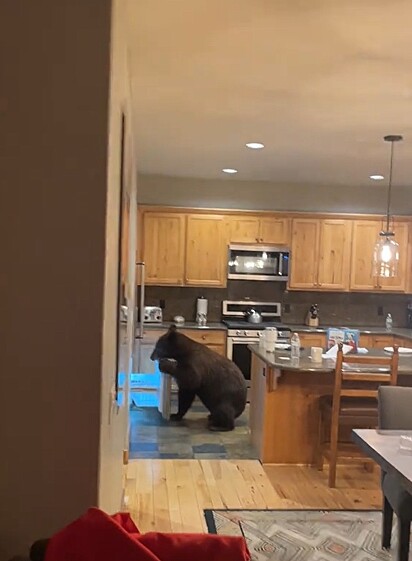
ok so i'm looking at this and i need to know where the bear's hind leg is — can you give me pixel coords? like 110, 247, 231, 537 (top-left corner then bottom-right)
208, 404, 235, 432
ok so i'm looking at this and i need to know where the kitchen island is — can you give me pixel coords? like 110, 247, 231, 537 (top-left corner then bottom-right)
249, 345, 412, 465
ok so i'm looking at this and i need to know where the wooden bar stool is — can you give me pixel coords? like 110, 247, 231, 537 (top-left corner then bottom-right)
317, 344, 399, 488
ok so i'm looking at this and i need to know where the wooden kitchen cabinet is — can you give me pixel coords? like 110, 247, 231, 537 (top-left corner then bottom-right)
350, 220, 409, 292
181, 329, 226, 355
359, 334, 396, 348
297, 332, 326, 348
206, 344, 227, 356
371, 335, 394, 348
226, 216, 260, 243
289, 218, 320, 289
142, 212, 186, 285
259, 217, 290, 245
185, 214, 226, 287
317, 219, 351, 290
359, 334, 372, 348
350, 221, 380, 291
289, 218, 351, 291
227, 215, 290, 245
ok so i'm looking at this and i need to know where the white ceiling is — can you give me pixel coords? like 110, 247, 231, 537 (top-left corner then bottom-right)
126, 0, 412, 187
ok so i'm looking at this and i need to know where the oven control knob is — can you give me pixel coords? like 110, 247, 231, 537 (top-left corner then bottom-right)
243, 330, 247, 336
236, 330, 241, 336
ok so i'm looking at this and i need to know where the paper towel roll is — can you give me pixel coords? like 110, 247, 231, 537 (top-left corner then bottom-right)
196, 297, 208, 315
264, 327, 277, 352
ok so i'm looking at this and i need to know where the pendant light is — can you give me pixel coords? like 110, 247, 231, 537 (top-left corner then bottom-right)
372, 134, 403, 278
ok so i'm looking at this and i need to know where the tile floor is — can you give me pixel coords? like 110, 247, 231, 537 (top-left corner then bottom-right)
129, 395, 258, 460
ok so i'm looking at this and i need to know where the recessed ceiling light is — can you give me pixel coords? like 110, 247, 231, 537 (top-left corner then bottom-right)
246, 142, 264, 149
222, 168, 238, 174
370, 174, 385, 181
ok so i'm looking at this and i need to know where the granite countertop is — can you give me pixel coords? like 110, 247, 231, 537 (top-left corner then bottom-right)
288, 324, 412, 340
141, 321, 412, 338
249, 344, 412, 374
143, 321, 227, 331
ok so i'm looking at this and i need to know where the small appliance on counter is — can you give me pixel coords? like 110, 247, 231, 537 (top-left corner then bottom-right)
306, 304, 319, 327
143, 306, 163, 323
173, 315, 185, 326
196, 296, 208, 326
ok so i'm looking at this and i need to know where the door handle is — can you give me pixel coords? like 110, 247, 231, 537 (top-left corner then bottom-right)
136, 261, 145, 339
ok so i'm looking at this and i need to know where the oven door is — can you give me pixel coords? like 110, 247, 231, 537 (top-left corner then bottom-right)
227, 336, 260, 385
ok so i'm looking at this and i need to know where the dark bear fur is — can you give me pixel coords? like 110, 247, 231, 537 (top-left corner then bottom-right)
150, 326, 247, 431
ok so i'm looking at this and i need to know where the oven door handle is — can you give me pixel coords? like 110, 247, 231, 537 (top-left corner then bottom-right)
229, 337, 260, 344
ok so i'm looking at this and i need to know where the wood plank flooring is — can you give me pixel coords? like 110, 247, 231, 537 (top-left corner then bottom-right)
125, 460, 381, 533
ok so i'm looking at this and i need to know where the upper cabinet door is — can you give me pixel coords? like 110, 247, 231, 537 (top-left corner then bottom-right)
317, 219, 352, 291
143, 213, 185, 285
185, 214, 226, 287
378, 222, 409, 292
259, 217, 291, 245
289, 218, 320, 289
227, 216, 260, 243
350, 221, 380, 291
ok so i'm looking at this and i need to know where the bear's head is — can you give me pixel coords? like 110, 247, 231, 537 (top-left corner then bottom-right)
150, 325, 179, 361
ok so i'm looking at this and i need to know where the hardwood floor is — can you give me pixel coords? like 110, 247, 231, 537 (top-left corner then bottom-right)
125, 460, 381, 533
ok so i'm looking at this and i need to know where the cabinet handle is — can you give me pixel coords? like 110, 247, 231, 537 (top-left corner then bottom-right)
202, 335, 206, 340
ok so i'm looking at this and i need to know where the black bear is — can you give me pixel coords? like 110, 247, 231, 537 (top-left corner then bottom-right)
150, 326, 247, 431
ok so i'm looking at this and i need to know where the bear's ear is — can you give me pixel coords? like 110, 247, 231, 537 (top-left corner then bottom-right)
168, 324, 177, 335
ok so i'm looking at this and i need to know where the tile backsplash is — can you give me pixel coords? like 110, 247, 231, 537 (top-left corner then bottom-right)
145, 281, 411, 328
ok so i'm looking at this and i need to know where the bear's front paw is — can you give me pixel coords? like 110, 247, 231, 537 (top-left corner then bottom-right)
170, 413, 183, 422
158, 358, 177, 373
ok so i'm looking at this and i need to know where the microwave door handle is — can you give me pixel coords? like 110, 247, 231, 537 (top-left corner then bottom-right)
136, 261, 145, 339
278, 253, 283, 276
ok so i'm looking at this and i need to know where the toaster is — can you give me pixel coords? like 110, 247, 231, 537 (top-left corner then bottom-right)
144, 306, 163, 323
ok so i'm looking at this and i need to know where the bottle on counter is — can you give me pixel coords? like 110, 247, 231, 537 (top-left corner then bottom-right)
291, 332, 301, 359
386, 313, 393, 332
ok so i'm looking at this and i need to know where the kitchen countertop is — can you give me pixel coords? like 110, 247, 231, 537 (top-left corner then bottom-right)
143, 321, 227, 331
288, 324, 412, 340
249, 344, 412, 374
142, 321, 412, 338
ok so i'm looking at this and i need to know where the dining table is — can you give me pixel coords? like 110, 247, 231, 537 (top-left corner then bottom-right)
352, 429, 412, 494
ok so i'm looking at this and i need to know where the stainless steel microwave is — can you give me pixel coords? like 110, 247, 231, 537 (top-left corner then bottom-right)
228, 244, 290, 281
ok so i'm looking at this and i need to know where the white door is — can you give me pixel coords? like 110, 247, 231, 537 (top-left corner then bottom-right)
130, 333, 172, 418
158, 373, 171, 420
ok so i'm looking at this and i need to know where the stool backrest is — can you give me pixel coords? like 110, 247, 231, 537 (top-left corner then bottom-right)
330, 345, 399, 435
379, 386, 412, 430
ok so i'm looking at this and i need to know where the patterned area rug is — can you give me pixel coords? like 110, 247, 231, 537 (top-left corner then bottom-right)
204, 510, 394, 561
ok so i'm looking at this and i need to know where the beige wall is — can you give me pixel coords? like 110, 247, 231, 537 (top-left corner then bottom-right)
0, 1, 134, 558
137, 174, 412, 214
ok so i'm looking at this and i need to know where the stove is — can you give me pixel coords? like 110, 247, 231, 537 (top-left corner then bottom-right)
222, 300, 291, 340
222, 300, 291, 388
222, 320, 291, 339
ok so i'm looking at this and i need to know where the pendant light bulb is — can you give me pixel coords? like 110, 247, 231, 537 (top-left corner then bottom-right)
381, 240, 393, 263
372, 135, 403, 278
